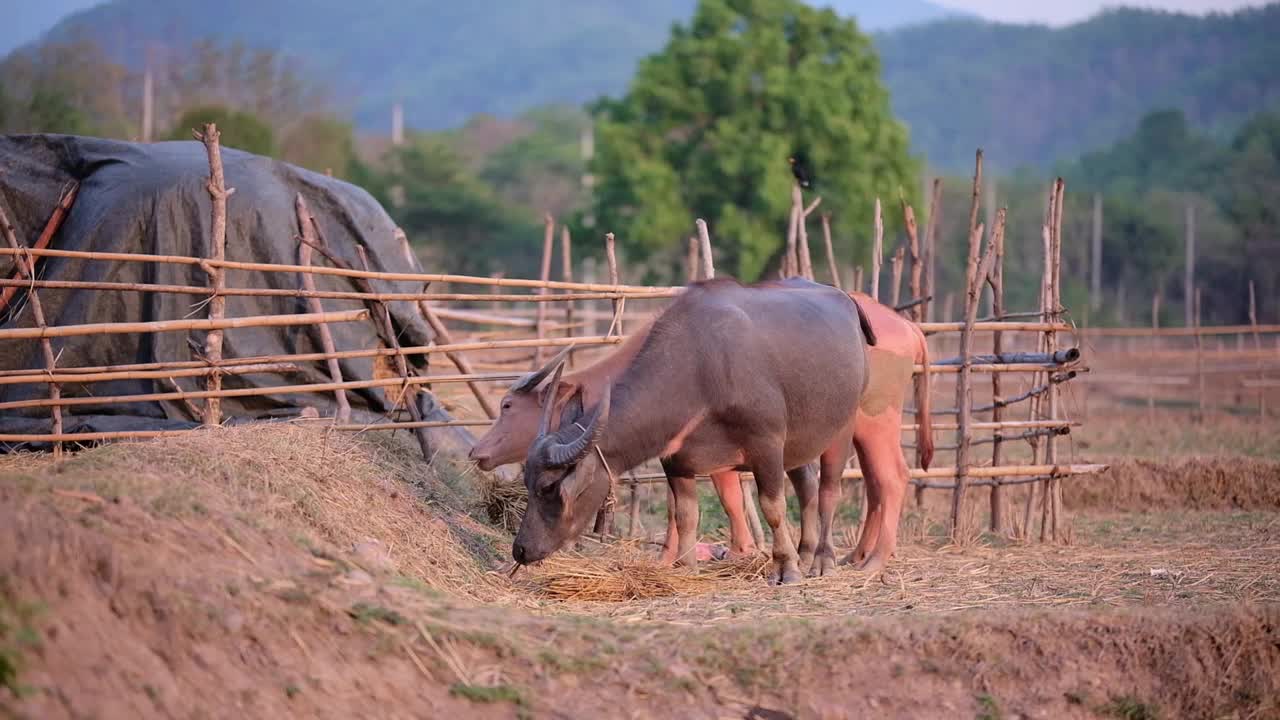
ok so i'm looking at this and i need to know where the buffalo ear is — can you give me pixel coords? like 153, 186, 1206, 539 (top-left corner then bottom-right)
557, 386, 585, 428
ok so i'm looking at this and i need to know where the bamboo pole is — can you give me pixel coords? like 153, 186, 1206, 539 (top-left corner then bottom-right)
870, 198, 883, 300
0, 277, 681, 304
620, 464, 1108, 485
604, 232, 623, 335
0, 247, 683, 295
988, 208, 1007, 533
903, 197, 923, 321
594, 231, 624, 537
889, 246, 905, 308
923, 178, 942, 322
798, 197, 821, 281
785, 185, 802, 277
0, 335, 624, 382
1149, 293, 1160, 420
0, 362, 299, 386
296, 195, 351, 422
0, 309, 367, 341
950, 158, 990, 544
0, 181, 77, 316
355, 245, 432, 460
1025, 187, 1054, 542
1250, 281, 1265, 417
0, 203, 63, 457
561, 226, 575, 353
194, 122, 232, 426
534, 214, 555, 366
1195, 287, 1205, 421
1047, 178, 1066, 542
820, 213, 842, 290
0, 371, 526, 413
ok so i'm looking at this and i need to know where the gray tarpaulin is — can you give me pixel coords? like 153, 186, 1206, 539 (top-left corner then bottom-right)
0, 134, 473, 454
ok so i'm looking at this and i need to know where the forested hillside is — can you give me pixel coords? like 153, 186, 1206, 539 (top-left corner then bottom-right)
28, 1, 1279, 169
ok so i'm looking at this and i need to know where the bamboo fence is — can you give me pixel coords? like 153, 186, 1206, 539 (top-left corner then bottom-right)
0, 141, 1150, 547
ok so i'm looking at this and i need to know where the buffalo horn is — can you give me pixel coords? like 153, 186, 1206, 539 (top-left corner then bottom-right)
512, 344, 574, 393
546, 382, 611, 467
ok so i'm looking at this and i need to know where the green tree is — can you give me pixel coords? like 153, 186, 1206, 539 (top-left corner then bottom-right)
166, 105, 275, 157
375, 136, 540, 276
279, 114, 359, 178
589, 0, 917, 280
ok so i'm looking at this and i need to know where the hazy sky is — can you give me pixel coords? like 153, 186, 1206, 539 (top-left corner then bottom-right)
932, 0, 1266, 24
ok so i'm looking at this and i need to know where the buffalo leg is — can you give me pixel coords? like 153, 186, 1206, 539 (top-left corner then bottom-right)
847, 450, 883, 567
710, 471, 757, 556
658, 485, 680, 566
813, 439, 852, 576
786, 464, 819, 574
842, 424, 908, 573
663, 467, 701, 569
752, 452, 802, 585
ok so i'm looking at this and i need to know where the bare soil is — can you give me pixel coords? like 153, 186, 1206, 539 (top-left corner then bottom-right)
1, 426, 1277, 720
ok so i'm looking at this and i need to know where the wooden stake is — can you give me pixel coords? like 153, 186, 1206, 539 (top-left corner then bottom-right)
785, 184, 802, 277
561, 226, 575, 352
870, 198, 884, 300
356, 246, 432, 460
950, 220, 992, 539
890, 246, 905, 308
534, 214, 555, 366
852, 266, 864, 293
193, 122, 233, 426
1149, 292, 1160, 420
1195, 287, 1205, 421
798, 197, 821, 281
903, 197, 923, 321
604, 232, 623, 335
923, 178, 942, 322
988, 208, 1007, 533
0, 181, 78, 316
820, 213, 842, 290
696, 219, 714, 279
1047, 178, 1066, 542
0, 203, 63, 457
296, 195, 351, 423
1249, 281, 1265, 417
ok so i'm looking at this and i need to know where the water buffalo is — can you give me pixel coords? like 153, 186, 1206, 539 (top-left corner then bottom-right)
510, 276, 874, 584
659, 290, 933, 573
471, 288, 932, 573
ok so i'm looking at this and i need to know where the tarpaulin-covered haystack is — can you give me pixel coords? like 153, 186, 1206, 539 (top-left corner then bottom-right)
0, 134, 471, 453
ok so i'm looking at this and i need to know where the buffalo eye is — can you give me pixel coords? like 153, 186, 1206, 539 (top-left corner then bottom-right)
501, 399, 512, 410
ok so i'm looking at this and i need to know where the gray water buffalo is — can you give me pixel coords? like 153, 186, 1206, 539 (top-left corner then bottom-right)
511, 276, 875, 584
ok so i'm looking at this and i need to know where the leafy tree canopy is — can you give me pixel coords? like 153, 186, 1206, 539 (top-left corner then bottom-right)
589, 0, 917, 281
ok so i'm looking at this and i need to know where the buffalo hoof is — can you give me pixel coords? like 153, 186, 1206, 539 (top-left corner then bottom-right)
767, 560, 803, 586
796, 550, 816, 576
808, 551, 838, 578
838, 550, 867, 567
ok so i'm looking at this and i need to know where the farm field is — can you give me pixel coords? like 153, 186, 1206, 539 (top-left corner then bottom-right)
2, 402, 1277, 719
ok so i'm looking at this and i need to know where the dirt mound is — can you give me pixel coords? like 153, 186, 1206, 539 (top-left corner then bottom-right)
1067, 457, 1280, 511
1, 427, 1278, 719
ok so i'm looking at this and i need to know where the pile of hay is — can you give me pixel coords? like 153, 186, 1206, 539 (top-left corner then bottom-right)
522, 546, 771, 602
476, 475, 526, 533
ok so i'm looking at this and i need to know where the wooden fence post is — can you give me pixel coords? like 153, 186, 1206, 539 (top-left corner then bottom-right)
903, 197, 923, 321
194, 122, 233, 426
785, 185, 802, 278
0, 204, 63, 457
798, 197, 821, 281
987, 208, 1007, 533
1149, 293, 1160, 420
296, 194, 351, 422
1047, 178, 1065, 542
870, 198, 884, 300
686, 236, 700, 284
950, 149, 986, 539
821, 213, 842, 290
1250, 281, 1265, 417
923, 178, 942, 322
890, 247, 905, 308
1195, 287, 1205, 421
561, 226, 575, 361
533, 214, 554, 366
592, 231, 625, 537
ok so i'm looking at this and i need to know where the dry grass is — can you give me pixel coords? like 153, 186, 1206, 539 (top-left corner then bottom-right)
1, 423, 511, 601
474, 474, 526, 534
520, 544, 771, 602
